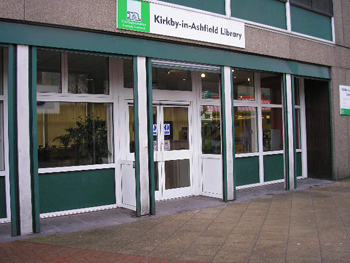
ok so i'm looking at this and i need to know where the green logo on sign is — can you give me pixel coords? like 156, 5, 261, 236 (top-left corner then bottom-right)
118, 0, 150, 32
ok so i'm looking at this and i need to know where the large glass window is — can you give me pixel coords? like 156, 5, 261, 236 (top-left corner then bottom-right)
37, 50, 61, 93
36, 50, 118, 169
68, 53, 109, 94
201, 106, 221, 154
37, 102, 113, 168
234, 107, 258, 154
152, 68, 192, 91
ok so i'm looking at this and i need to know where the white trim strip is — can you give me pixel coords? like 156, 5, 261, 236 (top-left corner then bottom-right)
40, 204, 117, 218
17, 45, 33, 235
225, 0, 231, 18
223, 66, 234, 201
152, 59, 221, 72
136, 57, 150, 215
39, 163, 116, 174
285, 74, 295, 190
0, 218, 10, 224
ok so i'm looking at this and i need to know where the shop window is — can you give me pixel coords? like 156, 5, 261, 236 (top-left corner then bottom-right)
37, 102, 113, 168
152, 67, 192, 91
201, 72, 220, 100
36, 49, 117, 169
234, 107, 258, 154
233, 70, 255, 101
37, 50, 61, 93
290, 0, 333, 17
262, 108, 283, 151
201, 105, 221, 154
68, 53, 109, 94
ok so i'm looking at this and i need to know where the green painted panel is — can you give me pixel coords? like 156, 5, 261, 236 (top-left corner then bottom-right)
39, 169, 116, 213
231, 0, 287, 29
160, 0, 225, 15
0, 22, 331, 79
291, 6, 332, 41
264, 154, 284, 182
0, 177, 6, 218
296, 152, 302, 177
236, 157, 260, 186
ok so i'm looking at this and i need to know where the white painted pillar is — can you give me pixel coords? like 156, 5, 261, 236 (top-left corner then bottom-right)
223, 66, 235, 200
225, 0, 231, 17
285, 74, 295, 190
135, 57, 150, 216
16, 45, 33, 235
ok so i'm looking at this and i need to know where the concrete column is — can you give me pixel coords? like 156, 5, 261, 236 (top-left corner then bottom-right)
284, 74, 296, 190
16, 45, 33, 235
134, 56, 150, 216
222, 66, 235, 201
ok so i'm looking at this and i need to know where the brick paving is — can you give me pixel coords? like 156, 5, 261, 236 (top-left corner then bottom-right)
1, 179, 350, 263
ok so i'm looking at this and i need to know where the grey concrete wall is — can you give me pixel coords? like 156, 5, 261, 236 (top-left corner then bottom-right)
0, 0, 350, 179
0, 0, 24, 20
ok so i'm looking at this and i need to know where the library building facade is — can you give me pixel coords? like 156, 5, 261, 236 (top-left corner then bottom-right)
0, 0, 348, 236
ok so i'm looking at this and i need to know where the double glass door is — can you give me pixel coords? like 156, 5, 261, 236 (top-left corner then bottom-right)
152, 104, 192, 200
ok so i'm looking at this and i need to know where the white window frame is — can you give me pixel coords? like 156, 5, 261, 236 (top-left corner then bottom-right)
37, 50, 117, 175
234, 71, 285, 186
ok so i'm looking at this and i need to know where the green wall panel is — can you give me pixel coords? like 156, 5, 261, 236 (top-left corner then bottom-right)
291, 6, 332, 41
264, 154, 284, 182
236, 157, 260, 186
0, 22, 331, 80
39, 169, 116, 213
231, 0, 287, 29
0, 177, 6, 218
296, 152, 302, 177
160, 0, 225, 15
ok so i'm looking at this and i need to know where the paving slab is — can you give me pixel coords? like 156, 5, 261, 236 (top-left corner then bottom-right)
1, 178, 349, 263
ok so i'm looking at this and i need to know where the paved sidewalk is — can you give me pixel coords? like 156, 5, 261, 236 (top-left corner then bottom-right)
1, 179, 350, 262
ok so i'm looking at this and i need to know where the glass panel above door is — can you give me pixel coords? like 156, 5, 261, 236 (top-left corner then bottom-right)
152, 67, 192, 91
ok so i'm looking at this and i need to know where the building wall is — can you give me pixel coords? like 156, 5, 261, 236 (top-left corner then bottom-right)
0, 0, 349, 180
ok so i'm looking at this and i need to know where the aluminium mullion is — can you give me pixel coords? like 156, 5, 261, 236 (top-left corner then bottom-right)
61, 53, 68, 94
256, 73, 264, 184
299, 78, 308, 178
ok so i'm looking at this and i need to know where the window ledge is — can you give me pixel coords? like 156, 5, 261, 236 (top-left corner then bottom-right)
39, 163, 115, 174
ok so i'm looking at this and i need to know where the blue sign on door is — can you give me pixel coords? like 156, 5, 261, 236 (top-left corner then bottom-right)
153, 124, 157, 136
164, 123, 171, 136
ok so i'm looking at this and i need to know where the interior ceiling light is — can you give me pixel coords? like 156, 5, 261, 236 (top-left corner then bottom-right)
201, 73, 206, 78
248, 78, 251, 82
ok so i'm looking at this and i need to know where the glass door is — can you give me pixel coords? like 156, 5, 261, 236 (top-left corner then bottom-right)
157, 105, 191, 200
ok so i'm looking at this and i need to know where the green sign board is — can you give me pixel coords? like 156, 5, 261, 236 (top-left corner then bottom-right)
118, 0, 150, 33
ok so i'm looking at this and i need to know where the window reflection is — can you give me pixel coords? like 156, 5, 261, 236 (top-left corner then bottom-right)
201, 106, 221, 154
233, 70, 255, 101
234, 107, 258, 154
261, 73, 282, 105
201, 73, 220, 99
262, 108, 283, 151
37, 102, 113, 168
37, 50, 61, 93
68, 53, 109, 94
